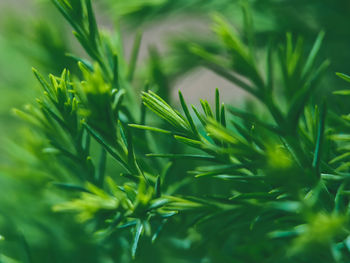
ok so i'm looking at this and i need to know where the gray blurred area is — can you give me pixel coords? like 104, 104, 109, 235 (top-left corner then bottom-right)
121, 15, 246, 106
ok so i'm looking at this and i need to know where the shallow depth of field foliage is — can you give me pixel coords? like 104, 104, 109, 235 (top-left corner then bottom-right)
2, 0, 350, 262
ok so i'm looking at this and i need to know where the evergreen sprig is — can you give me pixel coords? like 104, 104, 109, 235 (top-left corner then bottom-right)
4, 0, 350, 262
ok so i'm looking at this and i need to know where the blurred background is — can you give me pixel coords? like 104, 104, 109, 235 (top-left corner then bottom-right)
1, 0, 350, 262
2, 0, 350, 136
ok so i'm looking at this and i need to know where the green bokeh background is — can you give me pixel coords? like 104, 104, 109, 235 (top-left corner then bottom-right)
1, 1, 350, 262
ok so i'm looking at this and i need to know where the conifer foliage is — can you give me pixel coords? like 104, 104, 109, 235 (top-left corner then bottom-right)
3, 0, 350, 262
